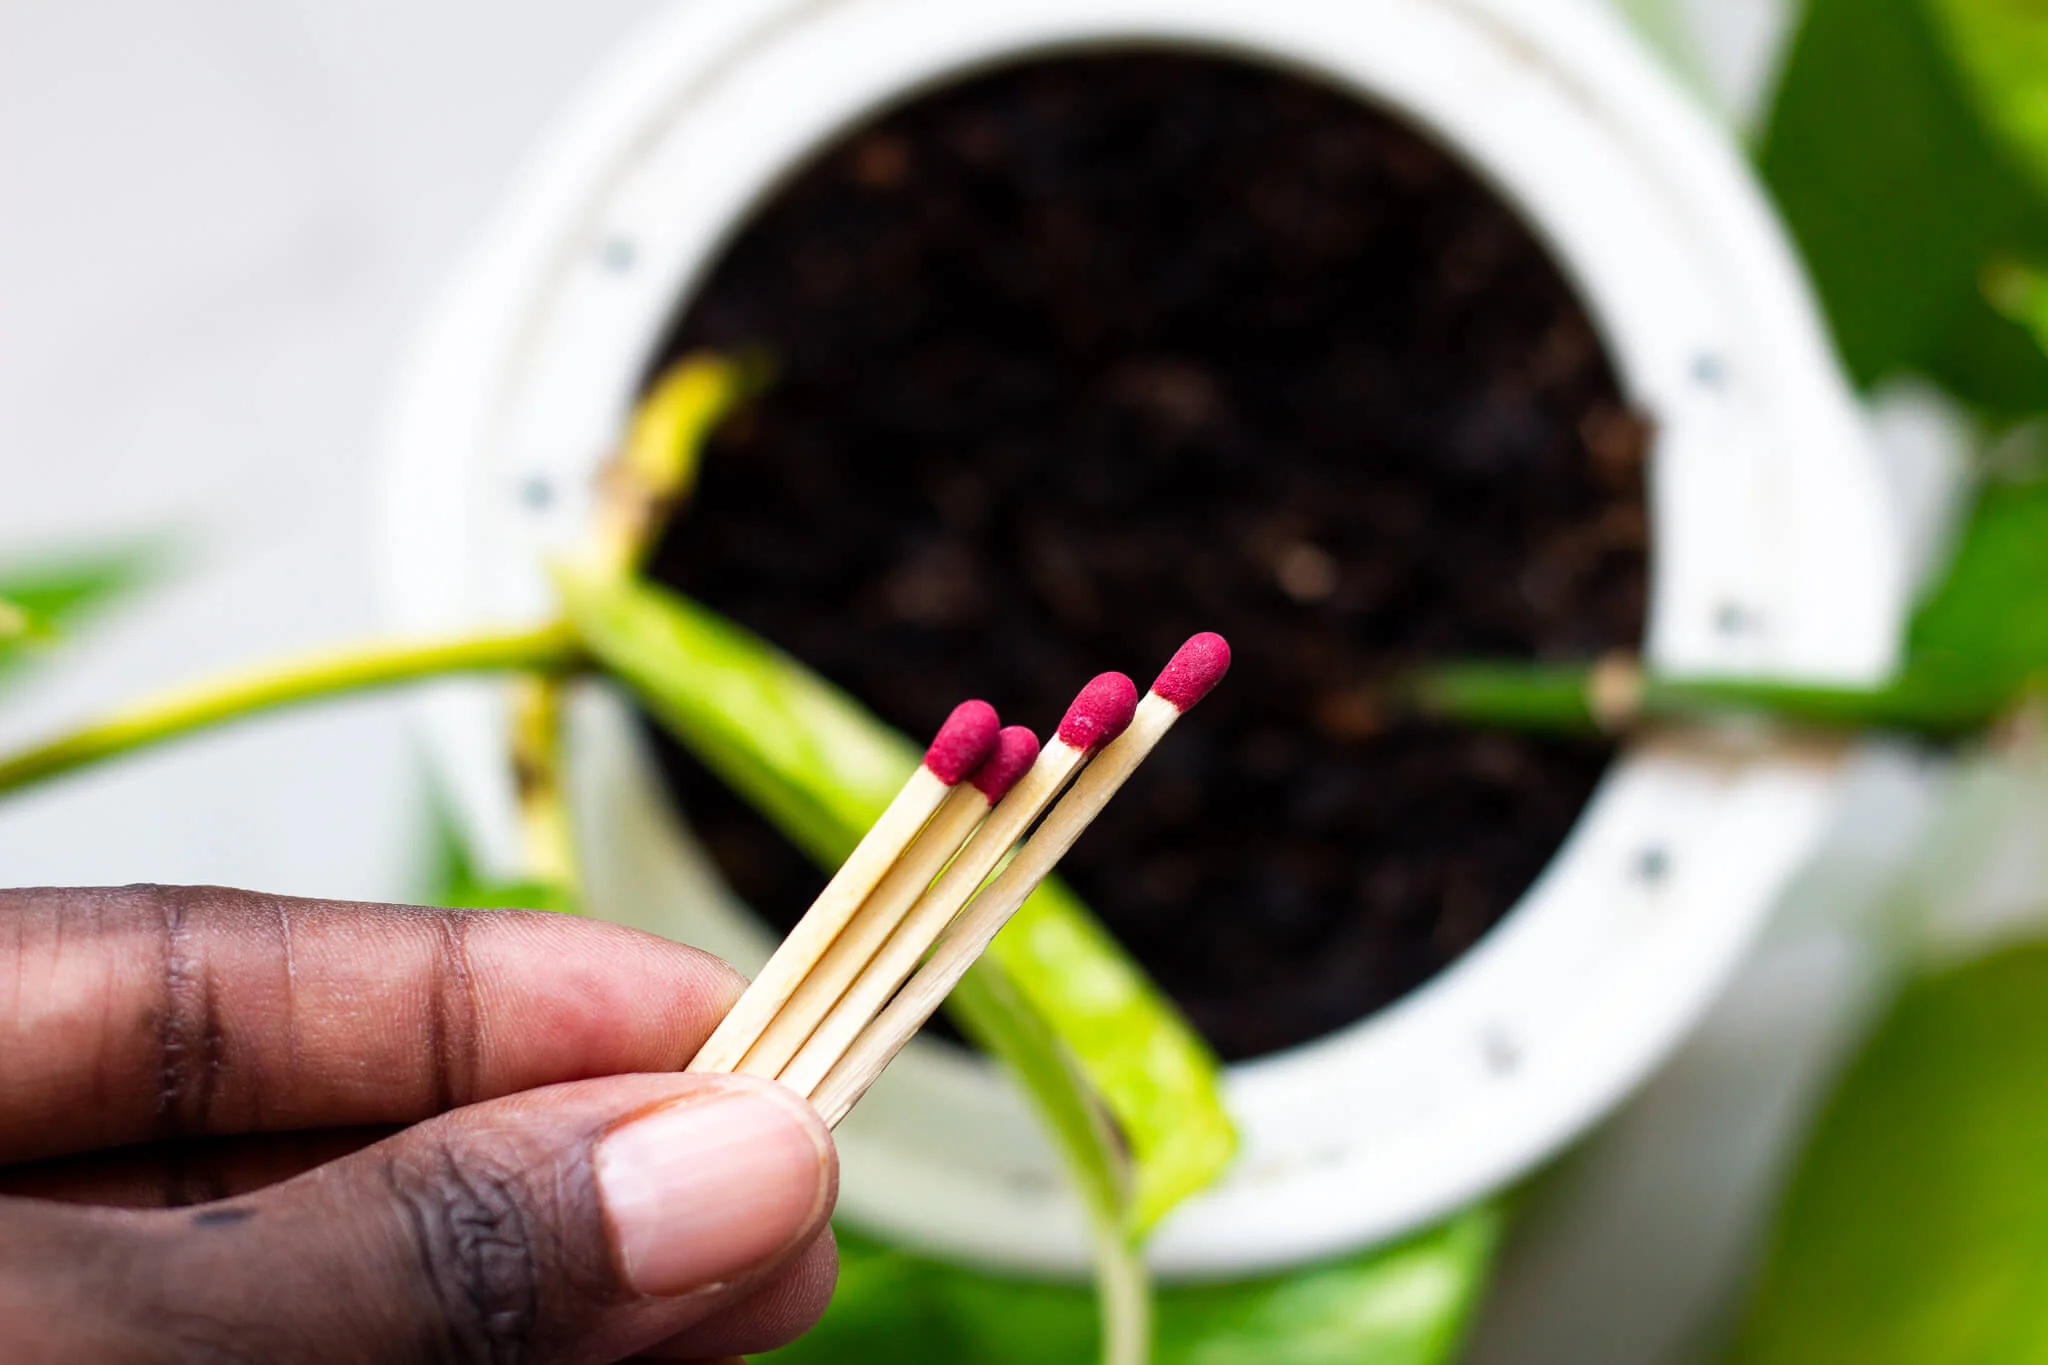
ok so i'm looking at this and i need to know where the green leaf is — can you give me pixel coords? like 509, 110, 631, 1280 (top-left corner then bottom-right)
0, 544, 164, 690
1147, 1211, 1498, 1365
985, 880, 1238, 1233
420, 793, 579, 916
1926, 0, 2048, 205
764, 1209, 1499, 1365
561, 569, 917, 862
1902, 459, 2048, 695
1725, 940, 2048, 1363
1760, 0, 2048, 413
558, 571, 1237, 1229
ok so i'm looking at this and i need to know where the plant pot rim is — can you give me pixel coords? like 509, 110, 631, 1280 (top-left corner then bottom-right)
378, 0, 1909, 1277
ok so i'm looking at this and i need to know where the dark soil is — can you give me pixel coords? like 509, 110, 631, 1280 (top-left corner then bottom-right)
640, 51, 1649, 1061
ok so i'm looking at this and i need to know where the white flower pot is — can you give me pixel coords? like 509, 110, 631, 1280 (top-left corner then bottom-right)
379, 0, 1909, 1279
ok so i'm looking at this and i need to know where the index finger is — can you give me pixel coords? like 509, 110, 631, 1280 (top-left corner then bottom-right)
0, 885, 746, 1163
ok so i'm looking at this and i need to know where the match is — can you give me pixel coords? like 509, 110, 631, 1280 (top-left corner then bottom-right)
810, 633, 1231, 1126
733, 724, 1042, 1078
687, 698, 1000, 1074
776, 672, 1140, 1098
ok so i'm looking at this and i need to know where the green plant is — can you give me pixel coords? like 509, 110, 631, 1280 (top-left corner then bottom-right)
1411, 0, 2048, 749
1724, 940, 2048, 1363
1408, 451, 2048, 743
47, 9, 2048, 1352
764, 1211, 1498, 1365
1404, 4, 2048, 1357
0, 356, 1495, 1365
0, 544, 166, 692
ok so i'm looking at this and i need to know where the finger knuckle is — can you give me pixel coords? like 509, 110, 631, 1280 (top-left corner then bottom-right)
423, 913, 484, 1113
141, 885, 230, 1140
385, 1144, 545, 1364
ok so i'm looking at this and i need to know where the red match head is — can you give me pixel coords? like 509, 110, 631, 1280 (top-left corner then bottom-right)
1150, 632, 1231, 712
1056, 672, 1139, 751
971, 726, 1041, 801
923, 700, 1000, 784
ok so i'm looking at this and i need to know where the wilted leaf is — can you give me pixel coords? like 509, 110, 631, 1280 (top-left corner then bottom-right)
764, 1209, 1499, 1365
1726, 940, 2048, 1362
585, 352, 767, 580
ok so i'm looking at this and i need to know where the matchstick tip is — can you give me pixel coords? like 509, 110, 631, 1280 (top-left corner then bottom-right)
1150, 632, 1232, 711
924, 700, 1001, 784
1057, 672, 1139, 751
972, 725, 1041, 801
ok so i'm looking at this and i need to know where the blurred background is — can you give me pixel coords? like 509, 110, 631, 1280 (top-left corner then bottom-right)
0, 0, 670, 896
0, 0, 1780, 900
8, 4, 2048, 1363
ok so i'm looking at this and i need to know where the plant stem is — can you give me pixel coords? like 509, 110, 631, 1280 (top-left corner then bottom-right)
1408, 660, 2019, 741
948, 966, 1153, 1365
1093, 1221, 1154, 1365
0, 624, 584, 798
509, 673, 584, 912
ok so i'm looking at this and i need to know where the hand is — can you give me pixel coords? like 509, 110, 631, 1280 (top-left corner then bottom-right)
0, 884, 838, 1363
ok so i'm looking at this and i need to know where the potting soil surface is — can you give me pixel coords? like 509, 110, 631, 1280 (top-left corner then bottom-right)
642, 51, 1648, 1060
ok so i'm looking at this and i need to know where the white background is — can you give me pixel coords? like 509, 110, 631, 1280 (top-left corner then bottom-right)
0, 0, 668, 898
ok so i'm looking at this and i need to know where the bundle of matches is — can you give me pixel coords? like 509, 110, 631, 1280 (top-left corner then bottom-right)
688, 633, 1232, 1127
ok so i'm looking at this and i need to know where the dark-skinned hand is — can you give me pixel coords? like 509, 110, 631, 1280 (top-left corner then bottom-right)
0, 884, 839, 1363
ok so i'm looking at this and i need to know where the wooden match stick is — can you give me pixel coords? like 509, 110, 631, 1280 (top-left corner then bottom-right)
776, 673, 1141, 1098
733, 726, 1042, 1079
688, 699, 1000, 1074
811, 633, 1230, 1126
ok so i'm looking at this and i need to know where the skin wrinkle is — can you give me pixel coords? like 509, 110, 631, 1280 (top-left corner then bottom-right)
456, 916, 486, 1112
195, 889, 230, 1133
394, 1149, 478, 1363
0, 892, 753, 1160
155, 886, 197, 1137
266, 897, 299, 1134
0, 890, 841, 1360
424, 922, 451, 1118
153, 887, 233, 1142
547, 1147, 615, 1310
387, 1142, 544, 1364
199, 964, 228, 1134
449, 1159, 540, 1361
429, 914, 484, 1117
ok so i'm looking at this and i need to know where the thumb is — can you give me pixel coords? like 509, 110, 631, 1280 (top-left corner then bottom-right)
0, 1073, 837, 1364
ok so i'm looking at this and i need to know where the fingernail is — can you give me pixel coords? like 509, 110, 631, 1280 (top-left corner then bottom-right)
596, 1081, 831, 1297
